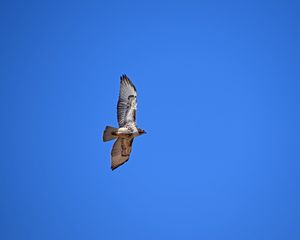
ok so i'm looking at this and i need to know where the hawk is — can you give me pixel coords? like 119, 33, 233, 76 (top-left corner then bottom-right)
103, 75, 146, 170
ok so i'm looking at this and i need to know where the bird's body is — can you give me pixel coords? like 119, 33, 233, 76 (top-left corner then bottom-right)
103, 75, 146, 170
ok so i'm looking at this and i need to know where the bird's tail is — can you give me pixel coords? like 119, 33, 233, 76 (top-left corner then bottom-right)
103, 126, 118, 142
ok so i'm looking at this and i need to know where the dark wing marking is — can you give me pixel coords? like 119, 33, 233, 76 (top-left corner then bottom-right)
111, 138, 134, 170
117, 75, 137, 127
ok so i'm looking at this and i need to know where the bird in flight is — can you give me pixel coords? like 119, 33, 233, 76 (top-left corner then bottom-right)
103, 75, 146, 170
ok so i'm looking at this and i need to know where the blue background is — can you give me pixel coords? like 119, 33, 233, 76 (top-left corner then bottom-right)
1, 0, 300, 239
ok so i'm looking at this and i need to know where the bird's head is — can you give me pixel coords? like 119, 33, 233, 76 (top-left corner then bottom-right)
138, 128, 146, 135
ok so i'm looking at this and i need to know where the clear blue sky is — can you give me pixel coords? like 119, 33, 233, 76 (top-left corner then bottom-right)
1, 0, 300, 239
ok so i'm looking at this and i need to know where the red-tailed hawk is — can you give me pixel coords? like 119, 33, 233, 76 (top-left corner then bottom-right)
103, 75, 146, 170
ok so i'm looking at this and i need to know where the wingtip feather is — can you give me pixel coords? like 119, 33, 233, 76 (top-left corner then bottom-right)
120, 74, 136, 91
120, 74, 128, 81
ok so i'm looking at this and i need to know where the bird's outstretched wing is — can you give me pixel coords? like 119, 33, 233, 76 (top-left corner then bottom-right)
111, 138, 134, 170
117, 75, 137, 127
